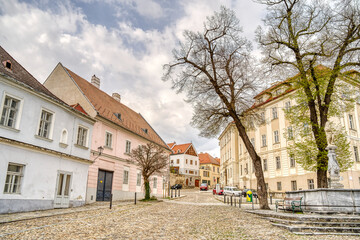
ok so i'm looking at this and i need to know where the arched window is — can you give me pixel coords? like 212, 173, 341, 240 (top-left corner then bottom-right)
60, 129, 68, 145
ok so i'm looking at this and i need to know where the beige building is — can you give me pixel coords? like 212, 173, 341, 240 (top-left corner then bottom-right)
198, 153, 220, 188
219, 71, 360, 192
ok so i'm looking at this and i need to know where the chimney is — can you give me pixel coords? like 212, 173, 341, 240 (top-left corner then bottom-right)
91, 75, 100, 88
112, 93, 121, 102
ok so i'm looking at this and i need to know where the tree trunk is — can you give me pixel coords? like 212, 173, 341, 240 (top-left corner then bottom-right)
144, 179, 151, 200
317, 168, 328, 188
232, 115, 270, 210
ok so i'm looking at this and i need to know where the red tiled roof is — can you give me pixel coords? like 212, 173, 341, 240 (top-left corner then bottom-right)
0, 46, 62, 102
199, 152, 220, 165
70, 103, 88, 116
171, 143, 191, 154
167, 142, 176, 149
63, 67, 169, 150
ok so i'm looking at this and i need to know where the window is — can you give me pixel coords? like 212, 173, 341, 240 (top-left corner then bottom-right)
272, 107, 278, 119
217, 167, 219, 173
262, 135, 267, 147
190, 160, 193, 165
240, 165, 243, 175
153, 177, 157, 188
125, 140, 131, 154
291, 180, 297, 191
287, 126, 293, 140
38, 110, 53, 138
76, 126, 88, 147
274, 130, 279, 143
276, 156, 281, 169
277, 182, 282, 191
123, 170, 129, 184
105, 132, 112, 148
195, 161, 197, 165
251, 138, 255, 147
176, 159, 179, 164
263, 159, 267, 171
275, 89, 281, 96
285, 101, 291, 112
0, 95, 20, 128
4, 163, 24, 194
260, 112, 265, 124
170, 160, 174, 164
354, 146, 359, 162
186, 159, 188, 164
137, 173, 141, 186
290, 154, 295, 168
213, 166, 215, 172
349, 114, 355, 129
308, 179, 314, 189
245, 163, 248, 174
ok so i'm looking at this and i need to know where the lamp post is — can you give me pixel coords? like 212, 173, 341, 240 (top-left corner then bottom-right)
93, 146, 104, 160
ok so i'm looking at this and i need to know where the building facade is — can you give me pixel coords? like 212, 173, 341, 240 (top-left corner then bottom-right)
168, 142, 200, 187
0, 47, 95, 213
198, 152, 220, 188
44, 63, 171, 202
219, 71, 360, 192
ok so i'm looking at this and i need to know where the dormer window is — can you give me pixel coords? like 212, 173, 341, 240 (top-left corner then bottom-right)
114, 113, 122, 121
2, 60, 12, 70
177, 150, 181, 153
142, 128, 148, 134
275, 89, 282, 96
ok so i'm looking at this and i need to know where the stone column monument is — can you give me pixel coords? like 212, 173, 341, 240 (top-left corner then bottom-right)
326, 145, 344, 189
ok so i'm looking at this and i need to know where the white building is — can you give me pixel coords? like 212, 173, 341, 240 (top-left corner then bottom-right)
168, 142, 200, 186
0, 46, 95, 213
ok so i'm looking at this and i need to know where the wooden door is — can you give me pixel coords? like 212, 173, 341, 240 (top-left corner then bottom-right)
96, 170, 113, 201
54, 171, 72, 208
195, 179, 200, 187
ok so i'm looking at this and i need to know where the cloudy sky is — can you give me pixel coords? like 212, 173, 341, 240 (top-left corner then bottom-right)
0, 0, 266, 157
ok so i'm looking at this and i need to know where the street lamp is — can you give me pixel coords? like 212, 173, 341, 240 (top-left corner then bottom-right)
93, 146, 104, 160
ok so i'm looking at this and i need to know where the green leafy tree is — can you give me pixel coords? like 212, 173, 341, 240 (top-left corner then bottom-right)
257, 0, 360, 187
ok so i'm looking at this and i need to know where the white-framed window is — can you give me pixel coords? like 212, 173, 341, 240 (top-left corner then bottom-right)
291, 180, 297, 191
263, 159, 268, 171
274, 130, 279, 143
0, 94, 22, 129
260, 112, 265, 124
349, 114, 355, 130
125, 140, 131, 154
308, 179, 314, 189
37, 109, 54, 139
261, 134, 266, 147
137, 172, 142, 186
276, 156, 281, 169
105, 131, 112, 148
190, 160, 193, 165
272, 107, 278, 119
60, 129, 68, 145
277, 181, 282, 191
354, 146, 359, 162
4, 163, 24, 194
76, 126, 88, 147
285, 101, 291, 112
176, 159, 179, 164
287, 126, 293, 139
251, 138, 255, 147
123, 170, 129, 184
153, 177, 157, 189
290, 154, 295, 168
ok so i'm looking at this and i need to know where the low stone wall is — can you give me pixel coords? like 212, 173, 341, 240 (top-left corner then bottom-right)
286, 189, 360, 214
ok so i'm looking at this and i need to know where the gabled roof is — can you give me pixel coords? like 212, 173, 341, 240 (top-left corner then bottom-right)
167, 142, 176, 149
63, 66, 169, 150
170, 143, 192, 154
0, 46, 61, 101
198, 152, 220, 165
70, 104, 88, 116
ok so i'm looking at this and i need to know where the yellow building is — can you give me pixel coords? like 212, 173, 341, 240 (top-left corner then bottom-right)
199, 152, 220, 188
219, 71, 360, 192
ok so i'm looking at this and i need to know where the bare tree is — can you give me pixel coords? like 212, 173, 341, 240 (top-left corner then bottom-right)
130, 143, 169, 200
163, 7, 270, 209
257, 0, 360, 188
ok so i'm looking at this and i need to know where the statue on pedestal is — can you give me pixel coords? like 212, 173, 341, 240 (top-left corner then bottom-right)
326, 145, 344, 189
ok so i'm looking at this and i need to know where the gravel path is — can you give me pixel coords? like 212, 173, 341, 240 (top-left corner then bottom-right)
0, 190, 357, 239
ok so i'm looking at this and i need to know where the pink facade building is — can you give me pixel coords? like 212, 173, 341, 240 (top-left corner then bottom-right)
44, 63, 171, 202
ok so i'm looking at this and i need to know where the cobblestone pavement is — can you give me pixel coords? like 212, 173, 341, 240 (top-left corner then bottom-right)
0, 190, 358, 239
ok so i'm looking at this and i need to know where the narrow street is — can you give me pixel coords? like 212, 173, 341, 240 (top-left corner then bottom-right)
0, 190, 356, 239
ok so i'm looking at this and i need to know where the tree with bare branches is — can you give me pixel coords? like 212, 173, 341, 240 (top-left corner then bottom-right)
130, 143, 169, 200
163, 7, 270, 209
257, 0, 360, 188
